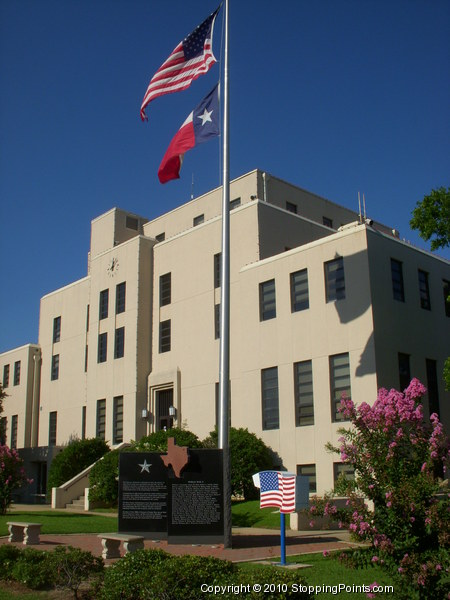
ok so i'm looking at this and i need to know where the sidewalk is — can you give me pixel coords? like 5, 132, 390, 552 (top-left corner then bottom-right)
1, 505, 360, 563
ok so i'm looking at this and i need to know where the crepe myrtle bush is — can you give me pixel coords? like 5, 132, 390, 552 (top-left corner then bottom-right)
307, 379, 450, 599
0, 444, 32, 514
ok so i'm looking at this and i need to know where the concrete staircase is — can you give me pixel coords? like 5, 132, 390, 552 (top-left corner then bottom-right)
65, 495, 85, 511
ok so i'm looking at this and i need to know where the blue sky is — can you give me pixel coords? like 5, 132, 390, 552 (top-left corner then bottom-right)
1, 0, 449, 353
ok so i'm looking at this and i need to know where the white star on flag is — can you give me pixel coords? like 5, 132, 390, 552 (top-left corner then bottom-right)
197, 107, 213, 125
138, 459, 151, 473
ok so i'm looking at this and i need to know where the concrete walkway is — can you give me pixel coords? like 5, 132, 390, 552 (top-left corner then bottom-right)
1, 505, 361, 563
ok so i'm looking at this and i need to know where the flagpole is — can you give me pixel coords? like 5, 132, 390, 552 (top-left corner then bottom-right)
218, 0, 232, 548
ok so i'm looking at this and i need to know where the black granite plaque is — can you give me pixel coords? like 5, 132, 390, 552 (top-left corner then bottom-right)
118, 453, 168, 538
167, 449, 224, 544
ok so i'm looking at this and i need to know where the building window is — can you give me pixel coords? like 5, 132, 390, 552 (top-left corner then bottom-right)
426, 359, 440, 417
126, 215, 139, 230
49, 412, 57, 446
0, 417, 6, 445
391, 259, 405, 302
261, 367, 279, 430
84, 345, 88, 372
215, 304, 220, 339
155, 232, 165, 242
325, 257, 345, 302
81, 406, 86, 440
114, 327, 125, 359
398, 352, 411, 391
290, 269, 309, 312
116, 282, 126, 314
333, 462, 355, 486
98, 333, 107, 363
159, 320, 171, 353
322, 216, 333, 228
297, 464, 317, 494
11, 415, 18, 449
260, 279, 276, 321
53, 316, 61, 343
286, 201, 297, 214
418, 270, 431, 310
160, 273, 171, 306
114, 327, 125, 358
3, 364, 9, 388
193, 214, 204, 226
13, 361, 21, 386
214, 253, 221, 288
230, 197, 241, 210
294, 360, 314, 426
51, 354, 60, 381
443, 280, 450, 317
96, 400, 106, 440
86, 305, 90, 332
330, 353, 351, 422
99, 289, 109, 320
113, 396, 124, 444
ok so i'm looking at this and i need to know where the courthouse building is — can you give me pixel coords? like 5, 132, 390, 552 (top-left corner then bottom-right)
1, 169, 449, 500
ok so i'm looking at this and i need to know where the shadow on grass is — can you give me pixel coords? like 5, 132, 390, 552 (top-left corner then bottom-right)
232, 510, 261, 527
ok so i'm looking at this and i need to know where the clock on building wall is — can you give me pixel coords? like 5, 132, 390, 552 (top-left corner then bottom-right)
107, 257, 119, 277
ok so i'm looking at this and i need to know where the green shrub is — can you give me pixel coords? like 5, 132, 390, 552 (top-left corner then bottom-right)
131, 428, 203, 452
11, 548, 54, 590
89, 428, 203, 506
49, 545, 104, 599
204, 427, 273, 499
0, 544, 21, 580
88, 449, 120, 506
100, 548, 171, 600
100, 550, 312, 600
150, 555, 235, 600
47, 437, 110, 498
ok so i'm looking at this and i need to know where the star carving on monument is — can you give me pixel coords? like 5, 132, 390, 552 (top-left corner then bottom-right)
162, 437, 189, 478
197, 107, 213, 126
138, 459, 152, 473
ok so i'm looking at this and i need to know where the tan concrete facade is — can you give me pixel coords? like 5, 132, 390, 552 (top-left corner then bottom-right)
1, 170, 449, 498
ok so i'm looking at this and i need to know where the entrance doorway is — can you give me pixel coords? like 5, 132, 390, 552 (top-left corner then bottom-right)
156, 389, 174, 431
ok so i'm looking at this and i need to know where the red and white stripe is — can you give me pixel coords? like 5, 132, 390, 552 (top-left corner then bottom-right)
140, 34, 216, 121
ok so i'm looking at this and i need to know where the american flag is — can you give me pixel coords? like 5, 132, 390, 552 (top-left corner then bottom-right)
140, 7, 219, 121
254, 471, 297, 514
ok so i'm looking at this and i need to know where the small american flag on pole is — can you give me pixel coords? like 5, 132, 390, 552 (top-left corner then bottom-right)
253, 471, 297, 514
140, 7, 220, 121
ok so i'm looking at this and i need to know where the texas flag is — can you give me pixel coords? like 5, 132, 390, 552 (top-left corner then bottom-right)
158, 83, 220, 184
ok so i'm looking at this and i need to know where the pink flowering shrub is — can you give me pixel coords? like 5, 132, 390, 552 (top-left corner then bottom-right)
310, 380, 450, 599
0, 444, 32, 514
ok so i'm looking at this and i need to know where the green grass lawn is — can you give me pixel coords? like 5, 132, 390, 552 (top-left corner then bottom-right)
240, 552, 396, 599
231, 500, 289, 528
0, 511, 117, 536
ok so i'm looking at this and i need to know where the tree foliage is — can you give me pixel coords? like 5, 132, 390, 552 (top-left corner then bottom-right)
132, 428, 203, 452
410, 186, 450, 251
89, 428, 203, 506
204, 427, 273, 500
47, 437, 110, 496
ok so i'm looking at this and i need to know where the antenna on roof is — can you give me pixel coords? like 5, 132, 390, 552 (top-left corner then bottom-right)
363, 193, 367, 220
358, 192, 362, 223
191, 173, 194, 200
